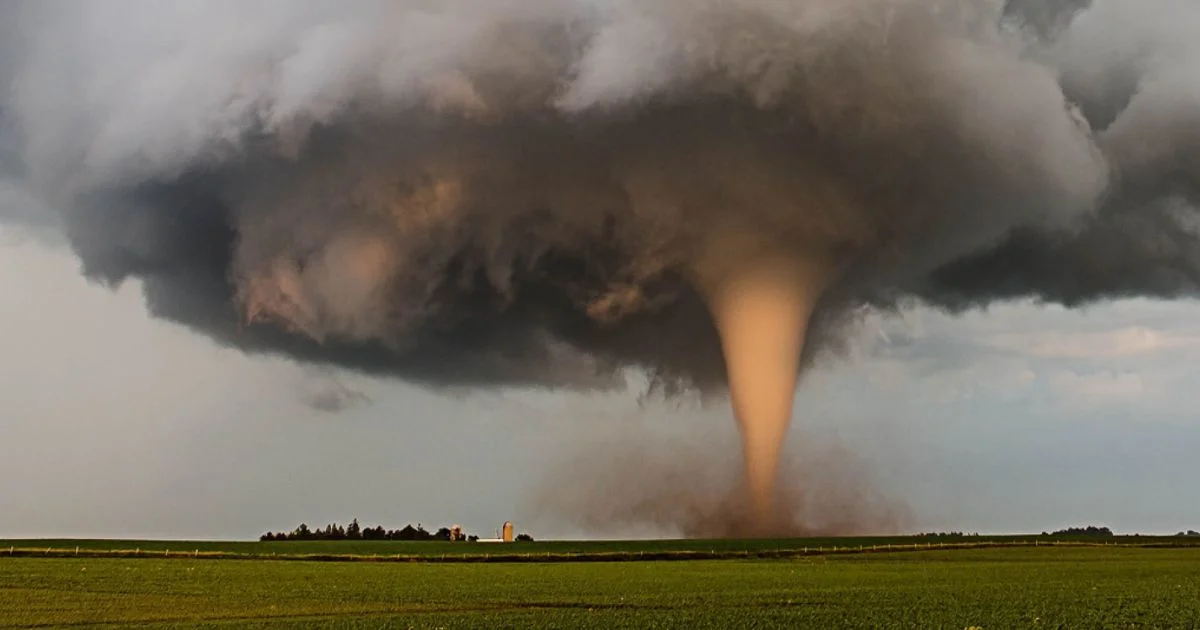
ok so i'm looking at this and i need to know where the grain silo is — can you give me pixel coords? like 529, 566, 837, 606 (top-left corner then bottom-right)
502, 521, 514, 542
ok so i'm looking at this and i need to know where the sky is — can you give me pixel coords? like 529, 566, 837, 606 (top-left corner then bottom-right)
3, 214, 1198, 540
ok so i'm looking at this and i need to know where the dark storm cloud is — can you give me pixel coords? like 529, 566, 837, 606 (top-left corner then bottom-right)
917, 0, 1200, 309
1, 0, 1198, 392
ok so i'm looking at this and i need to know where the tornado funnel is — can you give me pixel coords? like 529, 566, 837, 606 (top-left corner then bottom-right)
694, 232, 836, 532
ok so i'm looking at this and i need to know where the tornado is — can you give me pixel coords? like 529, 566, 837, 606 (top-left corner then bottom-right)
693, 228, 838, 531
4, 0, 1200, 539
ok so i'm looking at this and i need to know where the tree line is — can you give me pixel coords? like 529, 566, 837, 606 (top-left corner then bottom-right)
1045, 526, 1200, 538
917, 526, 1199, 539
1047, 526, 1114, 537
260, 519, 534, 542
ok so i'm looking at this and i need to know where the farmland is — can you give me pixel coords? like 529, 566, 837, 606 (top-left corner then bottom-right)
2, 541, 1200, 628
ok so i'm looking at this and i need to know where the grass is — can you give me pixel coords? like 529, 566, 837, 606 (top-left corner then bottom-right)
2, 545, 1200, 628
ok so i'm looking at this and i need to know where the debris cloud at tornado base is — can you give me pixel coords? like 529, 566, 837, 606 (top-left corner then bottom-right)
528, 427, 914, 539
3, 0, 1200, 534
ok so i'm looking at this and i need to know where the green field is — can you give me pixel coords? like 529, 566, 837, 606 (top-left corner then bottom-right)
3, 542, 1200, 628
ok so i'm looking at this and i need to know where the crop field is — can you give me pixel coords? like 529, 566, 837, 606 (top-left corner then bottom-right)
2, 541, 1200, 628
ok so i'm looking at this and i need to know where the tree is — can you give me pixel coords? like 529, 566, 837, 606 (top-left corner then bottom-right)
261, 520, 475, 542
516, 533, 534, 542
1051, 526, 1114, 537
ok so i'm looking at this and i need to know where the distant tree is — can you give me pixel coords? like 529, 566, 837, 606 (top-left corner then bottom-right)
468, 535, 479, 542
516, 533, 534, 542
262, 520, 473, 542
1051, 526, 1114, 537
292, 523, 313, 540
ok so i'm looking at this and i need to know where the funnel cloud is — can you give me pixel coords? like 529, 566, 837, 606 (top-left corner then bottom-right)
2, 0, 1200, 533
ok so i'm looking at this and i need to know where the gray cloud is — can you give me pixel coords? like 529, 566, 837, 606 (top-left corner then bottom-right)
0, 0, 1198, 394
301, 371, 373, 413
916, 0, 1200, 308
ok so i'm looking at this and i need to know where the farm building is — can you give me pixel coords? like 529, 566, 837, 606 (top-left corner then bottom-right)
475, 521, 516, 543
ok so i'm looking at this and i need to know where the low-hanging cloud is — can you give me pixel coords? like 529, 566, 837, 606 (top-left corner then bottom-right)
0, 0, 1198, 396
